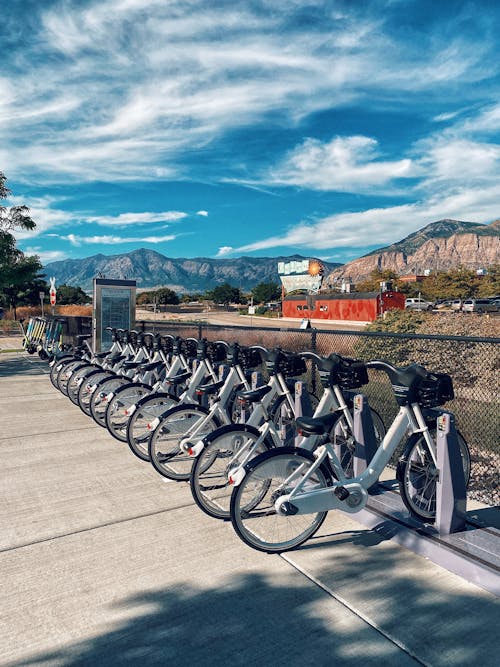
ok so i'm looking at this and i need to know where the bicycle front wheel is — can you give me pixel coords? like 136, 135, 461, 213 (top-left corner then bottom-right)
230, 448, 332, 553
397, 429, 470, 523
190, 425, 273, 520
89, 376, 130, 427
105, 383, 152, 442
149, 405, 221, 481
126, 393, 179, 461
77, 370, 115, 415
50, 356, 75, 389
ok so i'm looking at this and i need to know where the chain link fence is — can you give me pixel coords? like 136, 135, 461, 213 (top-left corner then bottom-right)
62, 316, 499, 508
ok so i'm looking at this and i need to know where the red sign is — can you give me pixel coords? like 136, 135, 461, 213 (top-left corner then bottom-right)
50, 290, 56, 306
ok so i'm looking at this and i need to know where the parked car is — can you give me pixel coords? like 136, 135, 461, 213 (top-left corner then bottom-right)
405, 297, 434, 311
462, 298, 498, 313
451, 299, 463, 311
435, 300, 452, 309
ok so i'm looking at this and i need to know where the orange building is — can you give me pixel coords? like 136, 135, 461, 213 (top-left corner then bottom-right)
282, 290, 405, 322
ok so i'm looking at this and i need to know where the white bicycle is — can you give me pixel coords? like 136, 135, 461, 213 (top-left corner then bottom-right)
230, 360, 470, 553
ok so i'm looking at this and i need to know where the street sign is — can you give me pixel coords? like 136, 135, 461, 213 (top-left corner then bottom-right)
49, 277, 57, 307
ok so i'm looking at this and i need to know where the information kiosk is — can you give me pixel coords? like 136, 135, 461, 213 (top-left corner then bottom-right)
92, 278, 136, 352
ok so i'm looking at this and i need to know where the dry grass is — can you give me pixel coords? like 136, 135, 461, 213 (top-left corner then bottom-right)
4, 304, 92, 319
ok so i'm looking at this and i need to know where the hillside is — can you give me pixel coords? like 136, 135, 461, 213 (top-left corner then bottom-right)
326, 219, 500, 284
45, 249, 341, 292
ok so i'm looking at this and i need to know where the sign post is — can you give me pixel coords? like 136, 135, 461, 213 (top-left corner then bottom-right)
39, 291, 45, 317
49, 277, 57, 316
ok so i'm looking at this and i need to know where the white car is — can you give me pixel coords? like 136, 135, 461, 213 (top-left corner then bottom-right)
462, 299, 498, 313
405, 298, 434, 311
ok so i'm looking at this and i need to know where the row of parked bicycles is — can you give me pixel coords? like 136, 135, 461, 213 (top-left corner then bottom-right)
47, 327, 471, 553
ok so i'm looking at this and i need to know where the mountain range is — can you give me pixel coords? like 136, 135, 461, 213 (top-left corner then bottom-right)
44, 218, 500, 292
325, 219, 500, 285
44, 251, 341, 293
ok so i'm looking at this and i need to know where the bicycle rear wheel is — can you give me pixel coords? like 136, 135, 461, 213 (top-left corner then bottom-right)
397, 429, 470, 522
190, 425, 273, 520
230, 448, 332, 553
269, 392, 319, 446
149, 405, 222, 481
329, 408, 386, 478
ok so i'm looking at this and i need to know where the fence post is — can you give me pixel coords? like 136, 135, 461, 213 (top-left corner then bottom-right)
436, 412, 467, 535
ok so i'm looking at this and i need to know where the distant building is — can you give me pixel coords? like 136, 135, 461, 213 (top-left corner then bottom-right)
282, 290, 405, 323
398, 274, 426, 284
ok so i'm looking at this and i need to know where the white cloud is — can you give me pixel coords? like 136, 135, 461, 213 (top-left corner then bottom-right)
419, 138, 500, 184
2, 1, 495, 184
22, 247, 68, 263
61, 233, 176, 245
196, 210, 208, 217
267, 136, 414, 192
217, 246, 233, 256
87, 211, 188, 226
230, 182, 500, 254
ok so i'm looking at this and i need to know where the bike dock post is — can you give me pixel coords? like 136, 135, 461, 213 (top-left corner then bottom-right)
352, 393, 378, 487
294, 381, 313, 446
435, 411, 467, 536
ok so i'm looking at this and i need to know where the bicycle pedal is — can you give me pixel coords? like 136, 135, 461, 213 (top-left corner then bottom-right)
334, 485, 350, 501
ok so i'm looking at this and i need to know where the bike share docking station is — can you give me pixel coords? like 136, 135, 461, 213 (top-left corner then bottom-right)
350, 394, 499, 597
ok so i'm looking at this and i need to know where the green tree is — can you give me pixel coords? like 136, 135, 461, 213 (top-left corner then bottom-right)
55, 284, 89, 305
136, 287, 179, 307
155, 287, 179, 305
355, 269, 402, 293
251, 281, 281, 304
0, 172, 41, 317
207, 282, 243, 307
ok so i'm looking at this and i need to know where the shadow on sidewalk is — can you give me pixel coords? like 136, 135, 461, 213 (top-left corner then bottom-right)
0, 354, 49, 377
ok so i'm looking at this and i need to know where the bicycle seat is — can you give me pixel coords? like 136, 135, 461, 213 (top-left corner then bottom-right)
139, 360, 164, 373
165, 370, 192, 386
236, 385, 272, 403
195, 379, 224, 396
295, 412, 339, 437
122, 360, 143, 370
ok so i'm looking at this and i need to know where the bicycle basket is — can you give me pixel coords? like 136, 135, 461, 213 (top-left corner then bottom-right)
240, 347, 263, 371
336, 358, 368, 390
417, 372, 454, 408
208, 342, 227, 363
281, 353, 307, 377
182, 338, 198, 359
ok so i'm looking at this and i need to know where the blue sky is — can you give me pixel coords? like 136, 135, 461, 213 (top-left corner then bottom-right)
2, 0, 500, 267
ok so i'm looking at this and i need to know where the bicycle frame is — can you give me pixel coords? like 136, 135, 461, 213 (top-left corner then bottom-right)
186, 369, 299, 458
228, 381, 354, 486
275, 402, 434, 516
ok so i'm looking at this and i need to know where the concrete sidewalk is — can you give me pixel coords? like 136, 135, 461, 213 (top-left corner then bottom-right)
0, 351, 498, 667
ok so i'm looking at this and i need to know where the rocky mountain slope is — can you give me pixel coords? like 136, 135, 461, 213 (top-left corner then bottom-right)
325, 219, 500, 285
45, 249, 340, 292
